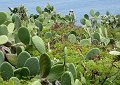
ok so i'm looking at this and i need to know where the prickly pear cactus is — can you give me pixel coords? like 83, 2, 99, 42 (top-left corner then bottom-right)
0, 51, 4, 65
68, 63, 77, 79
47, 64, 64, 82
20, 67, 30, 77
0, 12, 7, 25
17, 51, 31, 68
44, 32, 52, 39
0, 62, 14, 80
0, 25, 8, 36
24, 57, 39, 76
0, 35, 8, 45
86, 48, 100, 60
61, 71, 74, 85
32, 36, 46, 54
7, 23, 15, 34
36, 6, 42, 14
40, 53, 51, 78
16, 46, 25, 55
9, 77, 20, 85
95, 11, 100, 17
75, 79, 82, 85
35, 20, 43, 31
14, 67, 30, 77
68, 34, 76, 43
14, 15, 21, 29
93, 32, 100, 42
80, 18, 86, 25
80, 39, 91, 46
18, 27, 30, 45
6, 54, 17, 66
90, 9, 95, 17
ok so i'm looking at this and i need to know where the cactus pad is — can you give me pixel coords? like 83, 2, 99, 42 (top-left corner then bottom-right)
32, 36, 46, 54
17, 51, 31, 68
24, 57, 39, 76
40, 53, 51, 78
0, 62, 14, 80
47, 64, 64, 82
18, 27, 30, 45
0, 12, 7, 25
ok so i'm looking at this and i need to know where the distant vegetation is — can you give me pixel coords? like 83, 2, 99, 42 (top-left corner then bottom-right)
0, 4, 120, 85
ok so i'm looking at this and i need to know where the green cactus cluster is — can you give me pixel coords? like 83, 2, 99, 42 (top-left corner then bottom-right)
0, 4, 120, 85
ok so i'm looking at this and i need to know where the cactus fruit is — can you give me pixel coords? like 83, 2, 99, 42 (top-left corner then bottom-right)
68, 63, 77, 79
0, 35, 8, 45
24, 57, 39, 76
68, 34, 76, 43
0, 12, 7, 25
17, 51, 31, 68
32, 36, 46, 54
0, 62, 14, 80
61, 71, 74, 85
9, 77, 20, 85
18, 27, 30, 45
0, 25, 8, 35
0, 51, 4, 65
86, 48, 100, 60
40, 53, 51, 78
47, 64, 64, 82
